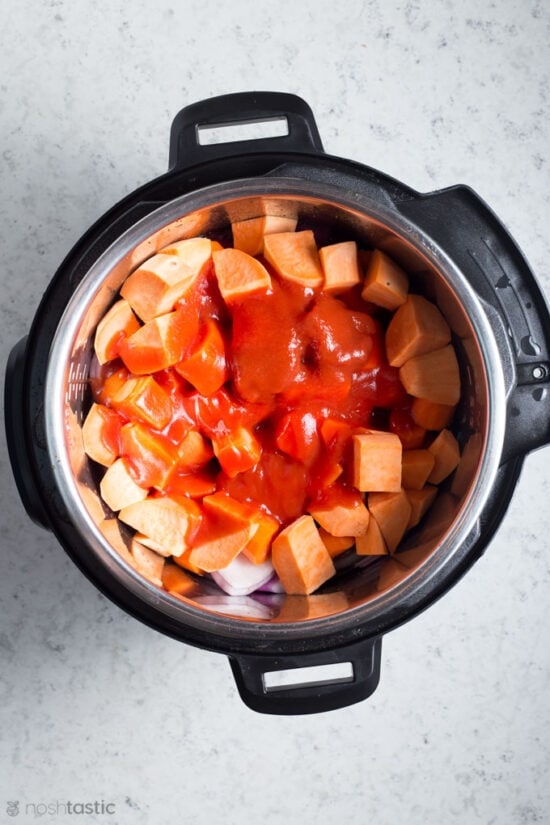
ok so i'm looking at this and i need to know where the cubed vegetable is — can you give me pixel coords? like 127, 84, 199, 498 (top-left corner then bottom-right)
401, 449, 436, 490
82, 403, 122, 467
94, 299, 140, 365
118, 308, 199, 374
175, 318, 228, 396
427, 428, 461, 484
355, 515, 388, 556
319, 240, 361, 293
361, 249, 409, 310
99, 457, 148, 512
318, 529, 355, 558
411, 397, 456, 430
271, 515, 335, 595
231, 215, 298, 256
118, 496, 201, 558
385, 294, 451, 367
263, 230, 324, 287
352, 431, 402, 492
399, 345, 461, 405
110, 375, 173, 430
308, 487, 370, 537
212, 247, 272, 301
130, 537, 165, 586
368, 490, 412, 553
120, 253, 203, 322
405, 485, 438, 529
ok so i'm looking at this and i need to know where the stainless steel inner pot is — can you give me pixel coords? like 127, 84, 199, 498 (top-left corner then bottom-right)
44, 177, 507, 640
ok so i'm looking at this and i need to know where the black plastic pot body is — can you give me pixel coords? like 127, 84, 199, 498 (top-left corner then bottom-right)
5, 93, 550, 715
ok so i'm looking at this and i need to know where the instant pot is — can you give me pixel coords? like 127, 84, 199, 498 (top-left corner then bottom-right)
5, 92, 550, 714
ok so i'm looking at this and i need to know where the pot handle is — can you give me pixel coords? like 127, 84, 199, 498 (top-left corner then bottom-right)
4, 336, 51, 528
396, 186, 550, 460
168, 91, 324, 170
228, 636, 382, 715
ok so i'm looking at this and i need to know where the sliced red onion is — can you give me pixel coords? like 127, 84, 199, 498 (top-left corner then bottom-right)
257, 573, 285, 593
211, 555, 275, 596
194, 595, 274, 620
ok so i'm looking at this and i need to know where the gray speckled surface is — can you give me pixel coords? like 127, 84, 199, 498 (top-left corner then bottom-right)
1, 1, 549, 823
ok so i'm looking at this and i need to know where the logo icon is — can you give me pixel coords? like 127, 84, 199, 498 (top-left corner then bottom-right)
6, 801, 20, 817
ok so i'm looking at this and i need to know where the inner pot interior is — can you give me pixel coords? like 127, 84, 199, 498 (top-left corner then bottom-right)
50, 181, 502, 628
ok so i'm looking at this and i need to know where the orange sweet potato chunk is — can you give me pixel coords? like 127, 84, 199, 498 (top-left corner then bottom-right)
318, 529, 355, 558
361, 249, 409, 310
427, 428, 461, 484
231, 215, 298, 256
213, 247, 272, 302
385, 294, 451, 367
110, 376, 173, 430
271, 515, 336, 595
401, 449, 436, 491
175, 319, 228, 396
158, 236, 213, 267
188, 526, 255, 573
201, 491, 278, 565
82, 403, 121, 467
120, 254, 201, 322
405, 485, 438, 529
308, 489, 370, 537
94, 299, 140, 365
355, 515, 388, 556
243, 510, 280, 565
176, 429, 213, 471
352, 431, 402, 492
161, 562, 196, 595
368, 490, 412, 553
411, 397, 456, 430
399, 345, 461, 406
319, 241, 361, 293
118, 309, 199, 375
118, 496, 201, 558
211, 425, 262, 478
130, 536, 165, 586
119, 421, 176, 489
99, 457, 148, 512
263, 230, 324, 287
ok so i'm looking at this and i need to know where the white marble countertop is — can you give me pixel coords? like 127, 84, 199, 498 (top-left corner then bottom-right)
1, 1, 549, 823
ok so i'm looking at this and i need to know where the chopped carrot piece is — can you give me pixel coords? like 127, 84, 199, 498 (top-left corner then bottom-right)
118, 308, 199, 374
368, 490, 412, 553
355, 516, 388, 556
308, 487, 370, 537
121, 253, 202, 322
411, 397, 456, 430
212, 247, 272, 301
130, 536, 165, 586
175, 318, 228, 396
118, 496, 201, 558
271, 515, 335, 595
119, 422, 175, 489
427, 429, 461, 484
110, 375, 173, 430
94, 299, 140, 365
352, 431, 402, 492
319, 240, 361, 293
82, 403, 122, 466
318, 529, 355, 558
231, 215, 298, 256
361, 249, 409, 310
401, 449, 436, 490
385, 294, 451, 367
212, 425, 262, 478
99, 457, 148, 512
405, 485, 438, 529
263, 230, 324, 287
399, 345, 461, 406
161, 562, 196, 595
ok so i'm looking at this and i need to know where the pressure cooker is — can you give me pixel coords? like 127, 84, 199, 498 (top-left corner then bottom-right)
5, 92, 550, 714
